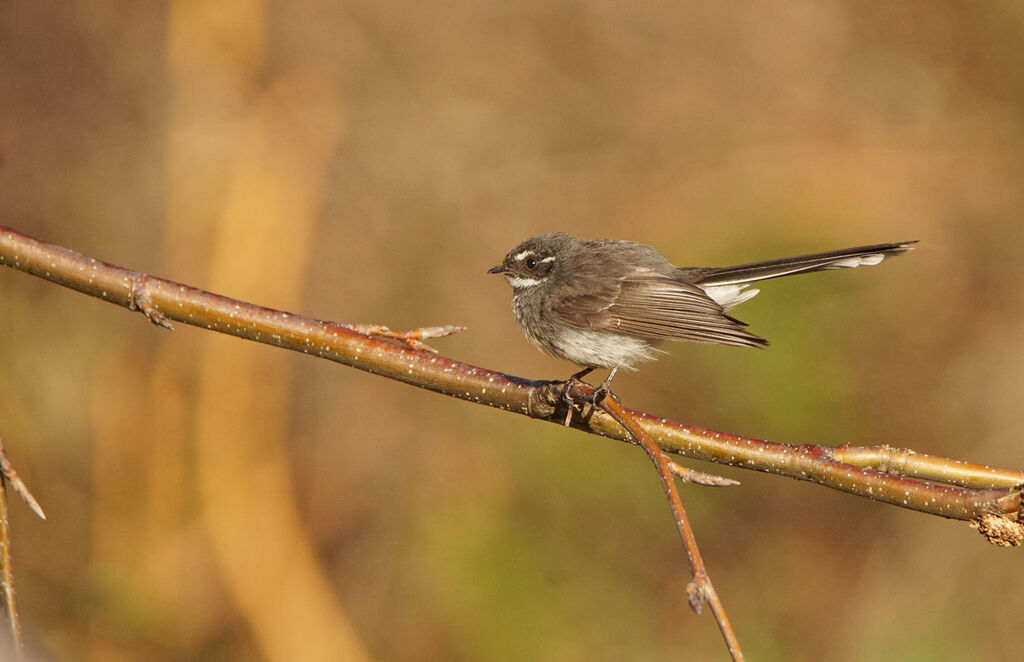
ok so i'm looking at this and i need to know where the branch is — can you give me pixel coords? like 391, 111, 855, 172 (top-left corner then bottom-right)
596, 394, 743, 660
0, 438, 44, 657
1, 225, 1021, 540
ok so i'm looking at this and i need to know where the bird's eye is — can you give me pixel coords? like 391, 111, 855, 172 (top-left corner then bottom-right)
526, 258, 537, 269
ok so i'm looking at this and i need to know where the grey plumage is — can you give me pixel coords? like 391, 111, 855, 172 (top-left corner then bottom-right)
489, 233, 915, 370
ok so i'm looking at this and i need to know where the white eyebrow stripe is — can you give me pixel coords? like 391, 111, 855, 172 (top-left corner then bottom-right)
538, 256, 555, 263
513, 250, 535, 261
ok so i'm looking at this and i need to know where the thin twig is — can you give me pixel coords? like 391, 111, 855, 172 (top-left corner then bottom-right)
0, 439, 43, 656
0, 449, 23, 656
669, 462, 740, 487
0, 468, 16, 654
0, 448, 45, 522
340, 324, 466, 353
596, 393, 744, 661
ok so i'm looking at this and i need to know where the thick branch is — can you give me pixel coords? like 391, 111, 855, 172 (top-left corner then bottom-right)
1, 225, 1021, 532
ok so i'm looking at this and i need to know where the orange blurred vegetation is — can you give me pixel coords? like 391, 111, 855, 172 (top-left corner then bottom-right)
1, 2, 1023, 661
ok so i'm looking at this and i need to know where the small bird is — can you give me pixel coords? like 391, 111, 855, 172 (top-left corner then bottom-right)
488, 233, 915, 390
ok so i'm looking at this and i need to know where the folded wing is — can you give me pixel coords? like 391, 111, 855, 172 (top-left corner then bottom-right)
551, 272, 768, 348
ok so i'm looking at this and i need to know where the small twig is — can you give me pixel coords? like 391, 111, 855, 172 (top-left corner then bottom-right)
0, 447, 45, 521
0, 465, 18, 654
342, 324, 466, 353
0, 439, 42, 657
669, 461, 740, 487
595, 393, 744, 661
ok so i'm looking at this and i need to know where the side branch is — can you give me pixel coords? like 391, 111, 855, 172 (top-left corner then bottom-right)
597, 395, 743, 660
1, 225, 1021, 534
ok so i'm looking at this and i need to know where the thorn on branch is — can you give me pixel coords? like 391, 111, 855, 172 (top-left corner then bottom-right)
129, 274, 173, 330
344, 324, 466, 353
0, 443, 44, 521
670, 462, 741, 487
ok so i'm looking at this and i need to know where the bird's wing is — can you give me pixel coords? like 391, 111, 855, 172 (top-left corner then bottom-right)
551, 270, 767, 348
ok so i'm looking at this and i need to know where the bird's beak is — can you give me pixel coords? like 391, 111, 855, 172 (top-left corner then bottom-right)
487, 265, 506, 274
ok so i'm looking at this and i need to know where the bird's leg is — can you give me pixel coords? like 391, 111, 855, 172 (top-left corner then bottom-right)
570, 367, 595, 382
591, 367, 619, 406
561, 367, 595, 426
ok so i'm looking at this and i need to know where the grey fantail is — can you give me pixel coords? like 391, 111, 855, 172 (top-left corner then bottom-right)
488, 233, 915, 385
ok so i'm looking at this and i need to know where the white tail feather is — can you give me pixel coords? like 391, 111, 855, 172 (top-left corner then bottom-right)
701, 284, 761, 310
827, 254, 885, 268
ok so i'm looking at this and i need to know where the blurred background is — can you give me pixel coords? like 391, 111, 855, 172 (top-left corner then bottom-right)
1, 1, 1023, 660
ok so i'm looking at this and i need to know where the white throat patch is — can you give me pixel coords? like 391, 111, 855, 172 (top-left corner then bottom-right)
506, 276, 543, 288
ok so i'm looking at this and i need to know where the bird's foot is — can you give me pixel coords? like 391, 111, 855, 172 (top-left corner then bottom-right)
559, 367, 619, 426
558, 367, 593, 426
